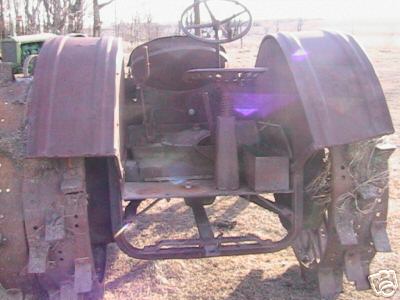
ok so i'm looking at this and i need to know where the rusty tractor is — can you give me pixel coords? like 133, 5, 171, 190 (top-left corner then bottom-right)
0, 0, 395, 299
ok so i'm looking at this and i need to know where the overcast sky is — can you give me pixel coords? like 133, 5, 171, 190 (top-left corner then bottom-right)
100, 0, 400, 25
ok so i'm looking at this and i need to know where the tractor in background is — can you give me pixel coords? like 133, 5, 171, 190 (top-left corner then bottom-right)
0, 33, 56, 74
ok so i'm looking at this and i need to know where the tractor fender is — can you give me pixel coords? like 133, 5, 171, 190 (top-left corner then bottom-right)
26, 36, 125, 159
255, 31, 394, 159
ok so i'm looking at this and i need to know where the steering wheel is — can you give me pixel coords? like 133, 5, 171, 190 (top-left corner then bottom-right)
180, 0, 252, 44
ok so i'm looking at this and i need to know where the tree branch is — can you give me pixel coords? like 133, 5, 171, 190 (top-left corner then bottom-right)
98, 0, 113, 10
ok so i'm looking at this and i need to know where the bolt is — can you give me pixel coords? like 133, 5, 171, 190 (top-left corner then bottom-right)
5, 188, 10, 193
0, 234, 6, 245
188, 108, 196, 116
0, 215, 4, 219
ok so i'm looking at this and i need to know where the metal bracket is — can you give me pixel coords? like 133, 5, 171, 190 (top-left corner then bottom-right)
45, 209, 66, 242
190, 204, 219, 256
370, 221, 391, 252
74, 257, 93, 293
0, 285, 23, 300
59, 282, 78, 300
331, 146, 358, 246
344, 250, 370, 290
318, 267, 343, 300
27, 240, 50, 274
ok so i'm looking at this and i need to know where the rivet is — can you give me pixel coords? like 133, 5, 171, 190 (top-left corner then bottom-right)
377, 199, 382, 203
0, 189, 2, 193
5, 188, 10, 193
0, 215, 4, 219
184, 184, 192, 189
376, 212, 381, 217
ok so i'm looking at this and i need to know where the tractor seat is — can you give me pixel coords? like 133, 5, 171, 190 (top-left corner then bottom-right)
129, 36, 227, 91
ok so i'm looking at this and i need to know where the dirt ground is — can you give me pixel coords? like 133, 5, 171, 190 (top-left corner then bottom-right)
105, 23, 400, 300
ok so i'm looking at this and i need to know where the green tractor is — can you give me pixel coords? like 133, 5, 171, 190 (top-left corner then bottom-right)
0, 33, 56, 74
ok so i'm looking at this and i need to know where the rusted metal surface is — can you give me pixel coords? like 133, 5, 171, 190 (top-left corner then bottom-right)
243, 150, 289, 191
0, 80, 34, 293
113, 139, 308, 259
287, 143, 394, 299
22, 158, 103, 298
183, 67, 267, 84
255, 31, 394, 156
27, 36, 124, 158
215, 115, 239, 190
0, 10, 394, 299
129, 36, 227, 91
131, 145, 214, 181
123, 179, 292, 200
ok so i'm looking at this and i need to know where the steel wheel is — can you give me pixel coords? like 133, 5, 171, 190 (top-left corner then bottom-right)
276, 140, 394, 300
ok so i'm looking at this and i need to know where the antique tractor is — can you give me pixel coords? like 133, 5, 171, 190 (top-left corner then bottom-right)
0, 33, 56, 74
0, 0, 395, 299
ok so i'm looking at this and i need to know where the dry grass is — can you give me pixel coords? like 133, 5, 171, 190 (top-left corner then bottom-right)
105, 24, 400, 300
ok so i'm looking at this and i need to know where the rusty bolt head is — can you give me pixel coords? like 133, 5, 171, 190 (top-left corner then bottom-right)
0, 234, 6, 245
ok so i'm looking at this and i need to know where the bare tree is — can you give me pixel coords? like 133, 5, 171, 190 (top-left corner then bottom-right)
42, 0, 69, 33
92, 0, 113, 37
6, 0, 14, 34
24, 0, 43, 33
67, 0, 84, 33
0, 0, 5, 37
132, 12, 140, 43
145, 12, 151, 41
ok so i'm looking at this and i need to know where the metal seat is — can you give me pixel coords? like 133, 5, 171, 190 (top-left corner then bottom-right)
129, 36, 227, 91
